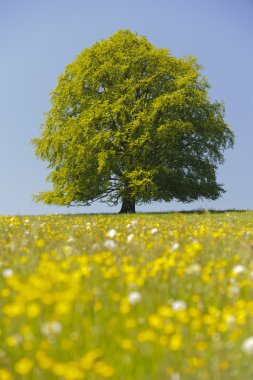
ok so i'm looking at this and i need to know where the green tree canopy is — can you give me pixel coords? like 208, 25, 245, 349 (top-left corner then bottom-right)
33, 30, 234, 213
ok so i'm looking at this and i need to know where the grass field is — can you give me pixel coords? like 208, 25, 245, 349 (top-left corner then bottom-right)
1, 211, 253, 379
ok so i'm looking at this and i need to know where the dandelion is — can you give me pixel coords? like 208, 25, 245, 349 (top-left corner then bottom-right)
26, 303, 41, 318
62, 245, 74, 256
41, 321, 62, 335
171, 243, 179, 251
6, 334, 22, 347
107, 229, 117, 238
104, 239, 116, 249
150, 228, 158, 234
232, 265, 245, 275
137, 329, 157, 342
94, 361, 115, 378
127, 234, 134, 243
171, 300, 187, 311
226, 315, 236, 327
230, 285, 240, 295
186, 263, 201, 274
242, 337, 253, 354
14, 358, 33, 375
128, 291, 142, 305
36, 239, 45, 247
2, 268, 13, 278
169, 334, 183, 350
0, 368, 13, 380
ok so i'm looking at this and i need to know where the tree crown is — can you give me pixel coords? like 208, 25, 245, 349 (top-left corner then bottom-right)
33, 30, 234, 212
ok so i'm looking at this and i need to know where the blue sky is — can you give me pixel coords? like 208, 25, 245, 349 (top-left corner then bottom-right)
0, 0, 252, 215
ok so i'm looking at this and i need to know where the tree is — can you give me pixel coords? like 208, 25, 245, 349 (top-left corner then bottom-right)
32, 30, 234, 213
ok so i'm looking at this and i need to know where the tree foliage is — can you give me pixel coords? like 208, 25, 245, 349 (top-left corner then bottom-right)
33, 30, 234, 213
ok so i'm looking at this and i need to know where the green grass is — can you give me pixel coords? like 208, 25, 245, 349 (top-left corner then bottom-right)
1, 211, 253, 379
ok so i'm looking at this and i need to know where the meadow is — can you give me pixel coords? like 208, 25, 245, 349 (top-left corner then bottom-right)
1, 211, 253, 380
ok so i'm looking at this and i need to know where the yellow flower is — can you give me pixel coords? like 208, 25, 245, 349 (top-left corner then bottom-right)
26, 303, 41, 318
6, 334, 21, 347
195, 341, 208, 351
80, 349, 102, 370
125, 318, 137, 329
137, 329, 157, 343
14, 358, 33, 375
188, 356, 205, 368
219, 361, 229, 369
36, 351, 54, 369
148, 314, 164, 329
157, 305, 173, 318
94, 361, 115, 378
3, 303, 25, 318
52, 363, 66, 376
54, 301, 71, 315
0, 369, 13, 380
119, 299, 131, 314
121, 339, 135, 351
169, 334, 183, 351
36, 238, 45, 247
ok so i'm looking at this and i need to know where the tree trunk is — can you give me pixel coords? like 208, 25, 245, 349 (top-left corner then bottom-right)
119, 197, 136, 214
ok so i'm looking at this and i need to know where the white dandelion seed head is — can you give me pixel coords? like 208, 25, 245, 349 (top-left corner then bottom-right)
230, 285, 240, 295
242, 337, 253, 354
186, 263, 201, 274
63, 245, 74, 256
226, 315, 236, 326
232, 265, 245, 275
107, 229, 117, 238
104, 239, 116, 249
2, 268, 14, 278
41, 321, 62, 335
128, 291, 142, 305
150, 228, 158, 234
127, 234, 134, 243
171, 300, 187, 311
171, 243, 179, 251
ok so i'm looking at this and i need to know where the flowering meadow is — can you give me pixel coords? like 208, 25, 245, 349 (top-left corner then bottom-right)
1, 211, 253, 380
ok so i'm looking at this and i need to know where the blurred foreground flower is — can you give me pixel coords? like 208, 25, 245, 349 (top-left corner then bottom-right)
2, 268, 13, 278
242, 337, 253, 354
107, 229, 117, 238
41, 321, 62, 335
128, 291, 142, 305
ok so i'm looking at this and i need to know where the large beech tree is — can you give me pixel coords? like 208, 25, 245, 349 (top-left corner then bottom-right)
33, 30, 234, 213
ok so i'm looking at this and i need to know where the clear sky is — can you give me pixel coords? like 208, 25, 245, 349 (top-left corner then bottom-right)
0, 0, 252, 215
